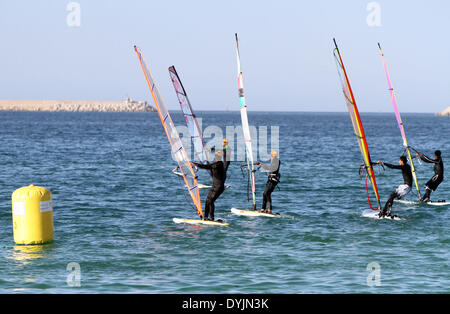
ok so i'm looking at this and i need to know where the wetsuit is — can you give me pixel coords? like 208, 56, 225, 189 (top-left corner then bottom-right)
223, 147, 231, 173
260, 157, 281, 211
194, 156, 230, 220
382, 162, 412, 216
420, 154, 444, 201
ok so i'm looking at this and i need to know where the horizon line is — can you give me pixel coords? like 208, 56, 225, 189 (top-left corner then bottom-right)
0, 109, 445, 115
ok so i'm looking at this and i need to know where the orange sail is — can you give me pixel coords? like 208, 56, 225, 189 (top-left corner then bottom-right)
134, 46, 203, 217
333, 39, 381, 209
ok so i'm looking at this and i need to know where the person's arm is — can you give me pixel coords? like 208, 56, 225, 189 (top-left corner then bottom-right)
260, 158, 280, 172
193, 161, 218, 170
383, 162, 402, 170
223, 148, 231, 171
419, 153, 438, 164
373, 160, 399, 169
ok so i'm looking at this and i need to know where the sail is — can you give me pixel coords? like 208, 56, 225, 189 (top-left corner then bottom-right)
168, 65, 211, 176
235, 33, 256, 210
377, 43, 421, 199
333, 39, 381, 209
134, 46, 203, 217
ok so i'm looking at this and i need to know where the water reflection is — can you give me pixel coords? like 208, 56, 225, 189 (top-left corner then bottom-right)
8, 244, 53, 264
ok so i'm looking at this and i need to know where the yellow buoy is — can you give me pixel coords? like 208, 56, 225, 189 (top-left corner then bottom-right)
11, 185, 54, 245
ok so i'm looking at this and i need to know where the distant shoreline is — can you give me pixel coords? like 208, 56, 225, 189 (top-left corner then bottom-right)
0, 99, 155, 112
436, 106, 450, 116
0, 101, 447, 115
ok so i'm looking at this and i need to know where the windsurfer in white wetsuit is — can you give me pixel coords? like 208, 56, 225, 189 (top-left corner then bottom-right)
376, 156, 412, 217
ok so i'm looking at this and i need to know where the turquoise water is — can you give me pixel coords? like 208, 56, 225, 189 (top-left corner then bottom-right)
0, 111, 448, 293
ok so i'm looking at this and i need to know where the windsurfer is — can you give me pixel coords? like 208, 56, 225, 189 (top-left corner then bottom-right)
416, 150, 444, 202
192, 148, 230, 221
255, 150, 281, 214
376, 156, 412, 217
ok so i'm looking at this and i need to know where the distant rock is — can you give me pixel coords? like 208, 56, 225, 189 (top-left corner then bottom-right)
436, 107, 450, 116
0, 97, 156, 112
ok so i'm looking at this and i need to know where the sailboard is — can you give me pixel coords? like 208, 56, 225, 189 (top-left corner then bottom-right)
361, 209, 403, 220
395, 199, 449, 206
333, 39, 382, 211
230, 207, 280, 218
378, 43, 421, 199
235, 33, 257, 210
168, 65, 212, 177
134, 46, 227, 226
173, 218, 229, 226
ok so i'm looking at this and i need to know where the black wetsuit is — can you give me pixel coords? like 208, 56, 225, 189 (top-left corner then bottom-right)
223, 147, 231, 173
420, 154, 444, 200
384, 163, 413, 187
194, 153, 230, 220
382, 162, 412, 215
260, 157, 281, 211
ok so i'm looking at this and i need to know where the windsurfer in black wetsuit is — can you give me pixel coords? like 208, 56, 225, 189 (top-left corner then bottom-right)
416, 150, 444, 202
376, 156, 412, 217
255, 150, 280, 214
192, 145, 231, 221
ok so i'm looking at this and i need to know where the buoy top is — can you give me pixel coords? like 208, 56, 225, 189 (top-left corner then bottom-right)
12, 185, 51, 202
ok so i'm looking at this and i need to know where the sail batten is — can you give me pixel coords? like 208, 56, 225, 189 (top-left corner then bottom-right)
235, 33, 256, 209
134, 46, 203, 217
333, 39, 381, 209
377, 43, 421, 198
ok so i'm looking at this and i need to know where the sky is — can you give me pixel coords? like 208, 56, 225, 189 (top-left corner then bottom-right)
0, 0, 449, 113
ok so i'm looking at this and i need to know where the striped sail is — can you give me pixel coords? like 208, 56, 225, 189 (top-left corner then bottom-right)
168, 66, 212, 176
333, 39, 381, 209
377, 43, 421, 199
134, 46, 203, 217
235, 33, 256, 210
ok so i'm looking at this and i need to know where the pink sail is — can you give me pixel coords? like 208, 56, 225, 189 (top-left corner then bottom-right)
378, 43, 421, 198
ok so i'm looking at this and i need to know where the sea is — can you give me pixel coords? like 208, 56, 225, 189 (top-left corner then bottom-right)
0, 111, 448, 293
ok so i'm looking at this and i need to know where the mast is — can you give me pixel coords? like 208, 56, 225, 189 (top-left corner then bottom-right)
333, 39, 381, 209
377, 43, 421, 199
235, 33, 257, 210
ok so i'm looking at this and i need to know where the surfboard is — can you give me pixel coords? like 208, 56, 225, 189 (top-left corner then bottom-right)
230, 207, 281, 218
172, 218, 229, 226
394, 199, 449, 206
361, 209, 403, 220
423, 200, 448, 206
